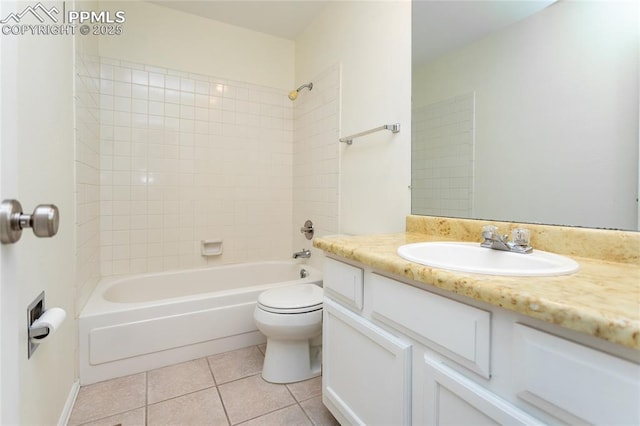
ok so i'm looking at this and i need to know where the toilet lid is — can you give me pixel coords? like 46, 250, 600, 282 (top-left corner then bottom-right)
258, 284, 323, 314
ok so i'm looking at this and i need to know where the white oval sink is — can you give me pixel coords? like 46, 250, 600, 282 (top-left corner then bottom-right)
397, 242, 579, 276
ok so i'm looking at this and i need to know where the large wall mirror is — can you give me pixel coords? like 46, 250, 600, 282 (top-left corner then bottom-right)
412, 0, 639, 231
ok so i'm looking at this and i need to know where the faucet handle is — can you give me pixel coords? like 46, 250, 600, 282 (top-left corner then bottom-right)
480, 225, 498, 248
482, 225, 498, 239
511, 228, 530, 246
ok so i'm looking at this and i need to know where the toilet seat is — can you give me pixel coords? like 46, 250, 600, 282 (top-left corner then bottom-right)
257, 284, 323, 314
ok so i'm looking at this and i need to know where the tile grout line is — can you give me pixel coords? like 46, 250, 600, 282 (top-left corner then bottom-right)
146, 384, 218, 407
206, 353, 232, 426
145, 371, 149, 426
215, 385, 232, 426
284, 381, 315, 426
298, 401, 316, 426
233, 402, 300, 426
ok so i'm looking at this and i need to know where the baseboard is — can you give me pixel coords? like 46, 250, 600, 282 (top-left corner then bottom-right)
57, 379, 80, 426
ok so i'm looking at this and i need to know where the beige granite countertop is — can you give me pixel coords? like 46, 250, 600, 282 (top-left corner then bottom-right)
313, 216, 640, 350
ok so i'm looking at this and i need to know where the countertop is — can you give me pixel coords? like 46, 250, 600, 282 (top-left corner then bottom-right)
313, 226, 640, 350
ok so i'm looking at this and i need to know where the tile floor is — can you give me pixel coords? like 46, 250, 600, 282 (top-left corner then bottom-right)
68, 345, 339, 426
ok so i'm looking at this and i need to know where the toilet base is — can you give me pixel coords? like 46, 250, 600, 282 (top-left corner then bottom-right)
261, 336, 322, 384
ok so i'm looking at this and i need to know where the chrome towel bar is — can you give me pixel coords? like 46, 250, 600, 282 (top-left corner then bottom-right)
339, 123, 400, 145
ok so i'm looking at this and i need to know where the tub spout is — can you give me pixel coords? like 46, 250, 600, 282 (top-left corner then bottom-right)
293, 248, 311, 259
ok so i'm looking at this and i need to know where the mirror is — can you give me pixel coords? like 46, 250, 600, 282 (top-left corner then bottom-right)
412, 0, 639, 231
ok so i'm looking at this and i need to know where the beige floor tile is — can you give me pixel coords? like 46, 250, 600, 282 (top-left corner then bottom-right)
300, 396, 339, 426
207, 346, 264, 384
68, 373, 146, 425
257, 344, 267, 356
286, 376, 322, 402
148, 358, 215, 404
77, 407, 145, 426
147, 387, 228, 426
239, 404, 312, 426
218, 375, 295, 424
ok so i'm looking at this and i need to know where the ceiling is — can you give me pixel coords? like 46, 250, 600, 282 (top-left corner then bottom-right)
149, 1, 328, 40
150, 0, 556, 62
412, 0, 556, 64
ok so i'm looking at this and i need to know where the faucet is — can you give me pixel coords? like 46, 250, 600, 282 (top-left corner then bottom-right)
481, 225, 533, 254
293, 248, 311, 259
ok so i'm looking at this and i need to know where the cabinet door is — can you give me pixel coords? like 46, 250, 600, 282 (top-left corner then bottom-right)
417, 355, 543, 426
323, 298, 412, 425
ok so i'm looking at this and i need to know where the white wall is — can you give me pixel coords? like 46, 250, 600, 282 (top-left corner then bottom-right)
98, 1, 295, 90
296, 1, 412, 235
413, 0, 639, 230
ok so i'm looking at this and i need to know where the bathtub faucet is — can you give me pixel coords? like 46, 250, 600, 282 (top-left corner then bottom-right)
293, 248, 311, 259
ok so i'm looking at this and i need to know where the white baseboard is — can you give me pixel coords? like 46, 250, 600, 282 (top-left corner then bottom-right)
57, 379, 80, 426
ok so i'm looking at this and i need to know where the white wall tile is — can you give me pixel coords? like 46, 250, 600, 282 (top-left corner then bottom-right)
75, 52, 102, 313
412, 93, 474, 217
132, 84, 148, 100
292, 64, 340, 270
99, 59, 294, 276
165, 75, 181, 90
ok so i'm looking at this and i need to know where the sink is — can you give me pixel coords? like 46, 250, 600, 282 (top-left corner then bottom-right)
397, 242, 579, 276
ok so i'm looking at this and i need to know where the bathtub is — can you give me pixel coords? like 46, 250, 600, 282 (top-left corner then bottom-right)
79, 261, 322, 385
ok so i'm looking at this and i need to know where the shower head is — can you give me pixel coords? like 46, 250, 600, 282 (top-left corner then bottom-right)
288, 82, 313, 101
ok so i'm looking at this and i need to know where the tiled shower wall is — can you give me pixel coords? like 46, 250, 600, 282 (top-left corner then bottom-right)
75, 52, 101, 311
292, 64, 340, 262
98, 58, 294, 276
412, 93, 475, 218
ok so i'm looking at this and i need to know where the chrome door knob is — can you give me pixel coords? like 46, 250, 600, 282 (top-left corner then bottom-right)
0, 199, 60, 244
30, 204, 59, 238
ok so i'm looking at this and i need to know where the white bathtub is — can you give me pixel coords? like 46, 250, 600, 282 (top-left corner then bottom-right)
79, 261, 322, 385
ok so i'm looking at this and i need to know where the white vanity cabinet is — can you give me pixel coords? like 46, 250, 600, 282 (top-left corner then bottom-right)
322, 256, 640, 426
368, 273, 541, 426
322, 258, 411, 425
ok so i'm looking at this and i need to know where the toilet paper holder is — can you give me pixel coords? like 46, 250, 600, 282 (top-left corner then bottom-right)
26, 292, 66, 359
27, 291, 48, 359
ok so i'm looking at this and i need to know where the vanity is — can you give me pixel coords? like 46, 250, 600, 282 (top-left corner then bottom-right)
314, 215, 640, 425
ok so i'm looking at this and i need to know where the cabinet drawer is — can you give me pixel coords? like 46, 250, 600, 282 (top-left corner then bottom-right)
513, 324, 640, 425
323, 257, 363, 311
370, 273, 491, 378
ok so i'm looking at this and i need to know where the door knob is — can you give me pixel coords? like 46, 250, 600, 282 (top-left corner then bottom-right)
0, 199, 60, 244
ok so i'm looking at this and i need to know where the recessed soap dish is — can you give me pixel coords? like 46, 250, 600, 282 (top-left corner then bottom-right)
201, 239, 223, 256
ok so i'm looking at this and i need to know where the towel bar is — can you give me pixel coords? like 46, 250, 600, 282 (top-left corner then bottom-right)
339, 123, 400, 145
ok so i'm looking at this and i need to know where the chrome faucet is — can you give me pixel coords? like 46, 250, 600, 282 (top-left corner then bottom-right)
481, 225, 533, 254
293, 248, 311, 259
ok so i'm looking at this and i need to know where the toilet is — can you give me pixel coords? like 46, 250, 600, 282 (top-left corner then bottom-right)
254, 284, 323, 384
